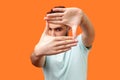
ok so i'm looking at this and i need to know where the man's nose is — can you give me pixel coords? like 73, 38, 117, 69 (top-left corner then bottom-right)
51, 30, 56, 36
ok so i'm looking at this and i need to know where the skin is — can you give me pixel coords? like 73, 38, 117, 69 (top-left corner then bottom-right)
48, 23, 69, 36
31, 22, 77, 67
31, 7, 95, 67
45, 7, 95, 47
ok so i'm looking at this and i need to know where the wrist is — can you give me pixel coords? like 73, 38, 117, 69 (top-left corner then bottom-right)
34, 45, 45, 57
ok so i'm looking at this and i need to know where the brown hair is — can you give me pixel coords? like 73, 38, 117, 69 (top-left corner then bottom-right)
47, 6, 65, 14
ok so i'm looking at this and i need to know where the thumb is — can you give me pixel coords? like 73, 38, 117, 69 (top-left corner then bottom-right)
44, 21, 49, 34
40, 21, 49, 40
43, 21, 49, 35
72, 25, 77, 39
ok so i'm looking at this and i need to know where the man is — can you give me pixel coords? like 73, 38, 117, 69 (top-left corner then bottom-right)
31, 6, 95, 80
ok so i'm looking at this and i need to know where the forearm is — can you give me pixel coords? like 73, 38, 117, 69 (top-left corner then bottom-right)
80, 13, 95, 47
30, 52, 45, 68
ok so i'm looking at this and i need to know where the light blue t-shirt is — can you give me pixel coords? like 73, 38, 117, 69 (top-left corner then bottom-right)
43, 34, 90, 80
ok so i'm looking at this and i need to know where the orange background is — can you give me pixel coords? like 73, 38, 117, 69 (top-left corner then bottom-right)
0, 0, 120, 80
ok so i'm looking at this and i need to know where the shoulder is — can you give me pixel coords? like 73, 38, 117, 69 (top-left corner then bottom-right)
76, 34, 92, 51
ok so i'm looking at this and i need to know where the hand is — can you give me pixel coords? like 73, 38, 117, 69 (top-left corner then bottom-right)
44, 7, 84, 38
34, 21, 78, 56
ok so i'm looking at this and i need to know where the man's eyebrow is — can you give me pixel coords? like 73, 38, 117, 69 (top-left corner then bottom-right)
49, 26, 66, 29
54, 27, 64, 30
55, 26, 66, 29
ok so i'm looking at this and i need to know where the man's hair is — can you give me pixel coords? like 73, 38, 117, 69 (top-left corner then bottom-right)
47, 6, 65, 14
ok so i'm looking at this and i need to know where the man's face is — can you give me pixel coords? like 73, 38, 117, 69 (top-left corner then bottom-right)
48, 23, 69, 36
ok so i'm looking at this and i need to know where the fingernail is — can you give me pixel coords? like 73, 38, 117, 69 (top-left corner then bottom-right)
46, 14, 49, 17
44, 17, 47, 20
53, 8, 56, 11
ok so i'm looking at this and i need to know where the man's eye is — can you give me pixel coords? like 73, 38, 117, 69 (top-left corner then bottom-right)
56, 28, 62, 31
49, 28, 52, 31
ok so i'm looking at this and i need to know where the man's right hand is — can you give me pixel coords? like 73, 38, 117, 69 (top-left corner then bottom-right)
34, 22, 78, 57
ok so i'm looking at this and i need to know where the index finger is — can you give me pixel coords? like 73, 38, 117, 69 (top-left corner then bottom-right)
52, 8, 66, 12
46, 13, 64, 17
54, 36, 74, 41
72, 25, 77, 39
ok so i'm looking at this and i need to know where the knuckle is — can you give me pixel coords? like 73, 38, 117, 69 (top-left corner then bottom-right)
64, 40, 67, 44
53, 43, 57, 47
62, 45, 65, 48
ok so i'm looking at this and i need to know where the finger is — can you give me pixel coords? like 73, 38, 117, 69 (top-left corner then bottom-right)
44, 17, 63, 21
47, 48, 71, 55
55, 48, 71, 53
53, 8, 66, 12
72, 26, 77, 39
54, 36, 74, 41
46, 13, 64, 17
55, 43, 77, 50
44, 21, 49, 34
47, 20, 63, 24
40, 21, 49, 41
55, 39, 78, 46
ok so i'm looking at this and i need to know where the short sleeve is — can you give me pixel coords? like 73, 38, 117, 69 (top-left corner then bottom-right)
76, 34, 91, 55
